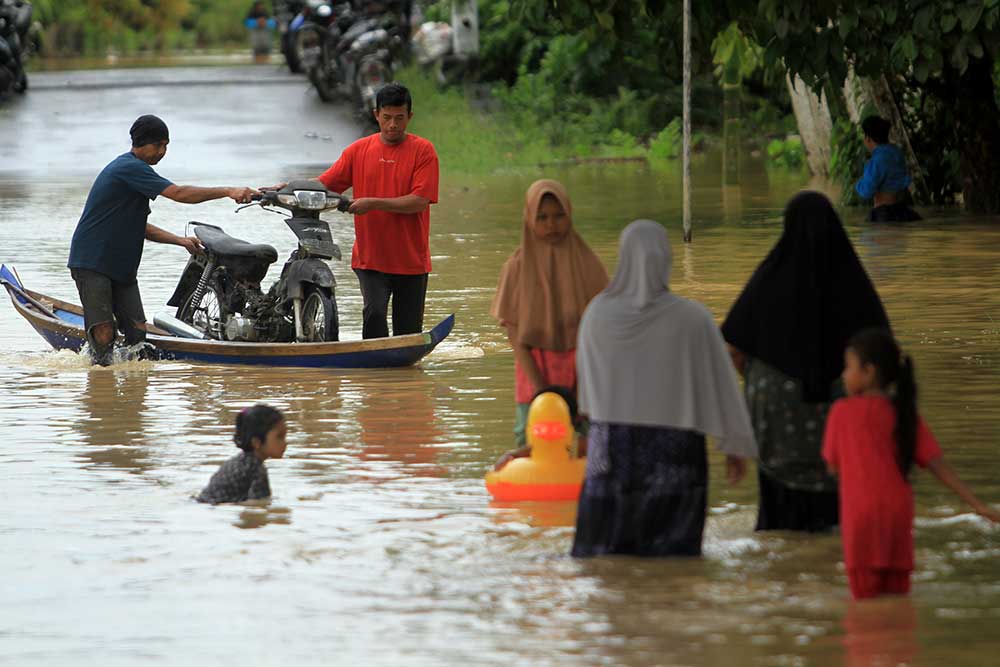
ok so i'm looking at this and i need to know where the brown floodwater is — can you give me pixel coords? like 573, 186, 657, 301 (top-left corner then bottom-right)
1, 67, 998, 665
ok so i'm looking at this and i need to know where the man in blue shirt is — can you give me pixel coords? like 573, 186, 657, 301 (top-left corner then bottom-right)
67, 115, 257, 365
854, 115, 920, 222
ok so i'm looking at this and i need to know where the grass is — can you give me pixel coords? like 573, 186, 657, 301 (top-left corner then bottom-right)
399, 66, 800, 176
401, 67, 665, 174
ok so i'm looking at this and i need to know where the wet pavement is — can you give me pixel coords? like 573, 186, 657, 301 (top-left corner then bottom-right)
28, 65, 297, 90
2, 65, 364, 181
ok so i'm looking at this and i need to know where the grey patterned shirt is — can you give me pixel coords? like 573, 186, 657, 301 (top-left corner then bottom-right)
197, 451, 271, 504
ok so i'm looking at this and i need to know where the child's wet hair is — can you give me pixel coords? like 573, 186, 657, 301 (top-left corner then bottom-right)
233, 404, 285, 452
847, 328, 917, 478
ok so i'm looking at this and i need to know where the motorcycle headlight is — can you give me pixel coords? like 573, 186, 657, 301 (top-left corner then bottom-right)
277, 193, 298, 207
294, 190, 328, 209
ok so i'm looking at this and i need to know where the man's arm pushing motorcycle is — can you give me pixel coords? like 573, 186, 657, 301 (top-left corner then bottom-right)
161, 184, 257, 204
151, 184, 256, 254
348, 194, 430, 215
145, 223, 203, 256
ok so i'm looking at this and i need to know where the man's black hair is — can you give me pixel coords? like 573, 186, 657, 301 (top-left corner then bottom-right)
130, 114, 169, 147
375, 82, 412, 113
861, 115, 892, 144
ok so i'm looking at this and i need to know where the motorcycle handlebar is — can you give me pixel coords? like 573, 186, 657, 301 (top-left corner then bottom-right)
248, 191, 353, 211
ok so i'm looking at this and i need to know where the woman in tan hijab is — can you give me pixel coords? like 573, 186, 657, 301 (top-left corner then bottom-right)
491, 179, 609, 469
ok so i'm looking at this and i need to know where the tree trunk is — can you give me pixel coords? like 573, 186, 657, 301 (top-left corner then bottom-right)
786, 73, 832, 178
682, 0, 691, 242
955, 59, 1000, 214
722, 78, 741, 185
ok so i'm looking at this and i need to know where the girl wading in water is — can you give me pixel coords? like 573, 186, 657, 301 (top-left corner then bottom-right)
491, 179, 608, 469
823, 329, 999, 599
197, 404, 287, 504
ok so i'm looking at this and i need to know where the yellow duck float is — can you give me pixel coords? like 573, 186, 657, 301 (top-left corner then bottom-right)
485, 391, 587, 501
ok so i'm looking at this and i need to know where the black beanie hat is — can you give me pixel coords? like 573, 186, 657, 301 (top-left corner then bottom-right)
130, 115, 169, 147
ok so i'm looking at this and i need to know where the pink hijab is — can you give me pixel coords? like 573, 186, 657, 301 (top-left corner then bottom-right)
490, 179, 609, 351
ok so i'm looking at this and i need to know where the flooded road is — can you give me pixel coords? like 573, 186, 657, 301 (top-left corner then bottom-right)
1, 67, 999, 666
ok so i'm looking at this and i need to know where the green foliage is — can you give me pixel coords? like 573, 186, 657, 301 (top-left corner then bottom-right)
766, 136, 805, 170
829, 118, 868, 206
734, 0, 1000, 210
482, 19, 723, 155
895, 85, 964, 204
402, 66, 697, 173
648, 118, 682, 161
711, 21, 763, 83
743, 1, 1000, 90
33, 0, 254, 55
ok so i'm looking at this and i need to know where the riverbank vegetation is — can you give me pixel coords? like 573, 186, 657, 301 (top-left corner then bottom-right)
28, 0, 802, 174
436, 0, 1000, 211
28, 1, 1000, 211
29, 0, 252, 55
415, 0, 799, 172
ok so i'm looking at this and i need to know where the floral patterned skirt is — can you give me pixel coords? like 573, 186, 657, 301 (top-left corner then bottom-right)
571, 421, 707, 558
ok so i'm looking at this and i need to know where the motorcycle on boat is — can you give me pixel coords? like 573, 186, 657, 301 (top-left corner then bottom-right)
164, 181, 351, 344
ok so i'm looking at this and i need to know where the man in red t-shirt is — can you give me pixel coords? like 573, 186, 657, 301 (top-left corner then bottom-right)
317, 82, 440, 339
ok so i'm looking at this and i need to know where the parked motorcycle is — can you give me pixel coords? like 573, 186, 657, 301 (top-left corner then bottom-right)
297, 1, 355, 102
274, 0, 308, 72
345, 16, 403, 124
166, 181, 351, 343
0, 0, 32, 98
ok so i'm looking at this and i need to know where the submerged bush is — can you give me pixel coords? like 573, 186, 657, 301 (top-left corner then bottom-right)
648, 118, 682, 160
766, 136, 805, 169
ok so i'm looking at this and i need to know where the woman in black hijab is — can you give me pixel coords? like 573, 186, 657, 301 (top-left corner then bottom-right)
722, 191, 890, 532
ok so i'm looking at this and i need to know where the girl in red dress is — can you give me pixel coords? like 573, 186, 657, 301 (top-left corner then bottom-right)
822, 328, 999, 599
490, 180, 609, 469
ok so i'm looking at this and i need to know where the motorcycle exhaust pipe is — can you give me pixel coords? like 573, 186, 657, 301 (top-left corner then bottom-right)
153, 311, 206, 339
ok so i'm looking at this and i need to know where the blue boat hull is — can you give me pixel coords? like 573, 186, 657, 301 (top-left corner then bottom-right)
2, 264, 454, 369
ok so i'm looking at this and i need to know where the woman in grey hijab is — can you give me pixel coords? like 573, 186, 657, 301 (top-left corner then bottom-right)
572, 220, 757, 557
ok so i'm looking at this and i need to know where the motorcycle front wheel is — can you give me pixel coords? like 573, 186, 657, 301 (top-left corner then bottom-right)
301, 287, 339, 342
282, 32, 304, 73
308, 66, 338, 102
179, 283, 227, 340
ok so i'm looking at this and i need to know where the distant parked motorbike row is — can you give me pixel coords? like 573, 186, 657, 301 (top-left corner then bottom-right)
288, 1, 404, 124
274, 0, 308, 72
0, 0, 35, 98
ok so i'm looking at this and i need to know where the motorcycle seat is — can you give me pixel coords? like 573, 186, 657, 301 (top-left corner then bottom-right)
194, 224, 278, 262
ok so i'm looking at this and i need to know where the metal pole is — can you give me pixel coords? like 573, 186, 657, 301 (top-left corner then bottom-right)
682, 0, 692, 243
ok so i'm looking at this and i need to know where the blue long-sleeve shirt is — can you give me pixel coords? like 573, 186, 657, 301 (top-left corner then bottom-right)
855, 144, 911, 200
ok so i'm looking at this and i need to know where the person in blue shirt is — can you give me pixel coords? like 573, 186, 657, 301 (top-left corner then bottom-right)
67, 115, 257, 365
854, 115, 920, 222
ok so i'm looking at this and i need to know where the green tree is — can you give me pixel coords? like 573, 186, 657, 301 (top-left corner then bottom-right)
737, 0, 1000, 212
523, 0, 1000, 212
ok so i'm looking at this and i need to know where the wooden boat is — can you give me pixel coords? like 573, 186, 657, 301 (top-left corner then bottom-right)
0, 265, 454, 368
